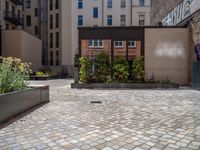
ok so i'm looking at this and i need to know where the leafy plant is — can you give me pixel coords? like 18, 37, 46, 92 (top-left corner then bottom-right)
94, 51, 110, 83
160, 77, 171, 84
36, 71, 50, 77
113, 57, 129, 83
0, 57, 31, 94
79, 56, 92, 83
132, 57, 145, 81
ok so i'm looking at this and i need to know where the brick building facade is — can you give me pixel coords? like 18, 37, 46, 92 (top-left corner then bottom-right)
81, 40, 141, 60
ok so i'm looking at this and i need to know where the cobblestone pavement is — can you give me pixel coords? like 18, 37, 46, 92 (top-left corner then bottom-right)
0, 80, 200, 150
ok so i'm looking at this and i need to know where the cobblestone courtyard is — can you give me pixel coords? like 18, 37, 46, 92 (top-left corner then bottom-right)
0, 80, 200, 150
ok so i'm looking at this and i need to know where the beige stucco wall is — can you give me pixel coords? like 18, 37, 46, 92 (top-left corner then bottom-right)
2, 30, 42, 71
132, 0, 151, 26
145, 28, 190, 85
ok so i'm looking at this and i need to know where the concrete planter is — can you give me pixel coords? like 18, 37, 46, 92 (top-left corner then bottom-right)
71, 83, 179, 89
29, 76, 51, 80
0, 85, 49, 124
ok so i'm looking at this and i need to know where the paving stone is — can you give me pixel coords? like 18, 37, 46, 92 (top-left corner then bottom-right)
0, 80, 200, 150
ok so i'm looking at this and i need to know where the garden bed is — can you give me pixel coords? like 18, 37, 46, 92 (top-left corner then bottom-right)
0, 85, 49, 124
71, 83, 179, 89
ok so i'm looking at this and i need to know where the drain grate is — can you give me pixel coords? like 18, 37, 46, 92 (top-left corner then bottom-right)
90, 101, 102, 104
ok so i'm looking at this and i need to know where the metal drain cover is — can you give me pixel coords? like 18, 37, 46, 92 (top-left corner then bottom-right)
90, 101, 102, 104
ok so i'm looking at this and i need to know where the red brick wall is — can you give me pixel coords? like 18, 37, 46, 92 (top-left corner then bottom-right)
81, 40, 141, 60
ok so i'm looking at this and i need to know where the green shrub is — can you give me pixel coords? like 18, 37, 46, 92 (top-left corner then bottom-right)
36, 71, 50, 77
79, 56, 92, 83
94, 51, 110, 83
132, 57, 145, 81
0, 57, 31, 94
113, 57, 129, 83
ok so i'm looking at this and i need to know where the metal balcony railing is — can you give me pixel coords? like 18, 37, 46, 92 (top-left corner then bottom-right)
4, 10, 23, 26
10, 0, 23, 5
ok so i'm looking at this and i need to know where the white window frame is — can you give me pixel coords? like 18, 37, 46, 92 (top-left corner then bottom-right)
120, 14, 126, 26
139, 14, 145, 26
128, 41, 136, 48
114, 41, 123, 48
89, 40, 104, 48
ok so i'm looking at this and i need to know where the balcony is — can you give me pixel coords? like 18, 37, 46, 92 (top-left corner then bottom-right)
10, 0, 23, 5
4, 10, 23, 26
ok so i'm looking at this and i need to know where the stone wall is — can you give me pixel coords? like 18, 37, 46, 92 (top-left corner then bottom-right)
191, 11, 200, 43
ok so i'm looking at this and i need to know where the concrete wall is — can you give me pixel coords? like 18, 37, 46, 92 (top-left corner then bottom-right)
150, 0, 200, 44
150, 0, 182, 26
2, 30, 42, 71
145, 28, 190, 85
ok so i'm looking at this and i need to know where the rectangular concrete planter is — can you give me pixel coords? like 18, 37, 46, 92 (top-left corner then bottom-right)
0, 85, 49, 124
29, 76, 51, 80
71, 83, 179, 89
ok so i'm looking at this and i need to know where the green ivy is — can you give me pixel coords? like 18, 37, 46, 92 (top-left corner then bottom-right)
79, 56, 92, 83
113, 57, 129, 83
132, 57, 145, 81
94, 51, 110, 83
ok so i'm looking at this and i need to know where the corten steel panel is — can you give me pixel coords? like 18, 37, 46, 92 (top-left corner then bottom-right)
78, 27, 145, 41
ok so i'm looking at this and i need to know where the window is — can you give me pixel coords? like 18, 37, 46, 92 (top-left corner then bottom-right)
35, 8, 38, 17
93, 7, 98, 18
114, 41, 123, 48
17, 10, 20, 19
6, 24, 9, 30
50, 33, 53, 48
88, 40, 104, 48
55, 0, 59, 9
139, 0, 145, 6
26, 15, 31, 26
107, 0, 112, 8
121, 0, 126, 8
49, 0, 53, 10
139, 14, 145, 26
6, 1, 9, 11
120, 15, 126, 26
56, 32, 59, 48
78, 15, 83, 26
56, 13, 59, 28
78, 0, 83, 9
107, 15, 112, 25
35, 26, 38, 35
26, 0, 31, 8
56, 51, 59, 66
50, 51, 53, 66
128, 41, 136, 48
50, 15, 53, 29
12, 6, 15, 16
